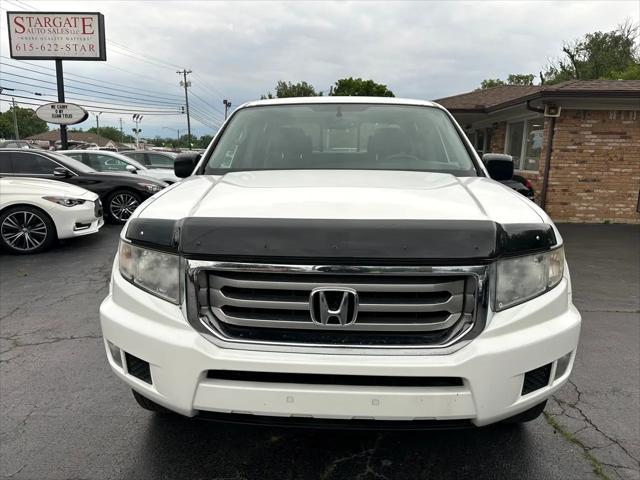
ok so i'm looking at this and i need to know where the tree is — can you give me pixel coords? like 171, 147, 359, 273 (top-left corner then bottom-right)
0, 106, 48, 139
542, 22, 639, 83
87, 126, 126, 143
329, 77, 394, 97
477, 74, 534, 90
479, 78, 506, 89
261, 81, 321, 99
506, 74, 535, 85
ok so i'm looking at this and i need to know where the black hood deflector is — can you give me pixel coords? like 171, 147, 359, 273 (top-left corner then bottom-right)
126, 217, 556, 262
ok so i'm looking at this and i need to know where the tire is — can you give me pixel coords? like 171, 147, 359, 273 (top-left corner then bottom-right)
106, 190, 141, 224
131, 389, 173, 415
0, 205, 56, 254
503, 400, 547, 424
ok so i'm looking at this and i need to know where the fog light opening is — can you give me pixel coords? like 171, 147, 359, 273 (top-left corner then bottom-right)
107, 341, 122, 368
554, 351, 573, 380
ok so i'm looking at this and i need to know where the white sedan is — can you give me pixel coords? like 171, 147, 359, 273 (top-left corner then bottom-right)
62, 150, 180, 184
0, 177, 104, 254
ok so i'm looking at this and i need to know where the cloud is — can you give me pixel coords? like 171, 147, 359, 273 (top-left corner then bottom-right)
1, 0, 637, 137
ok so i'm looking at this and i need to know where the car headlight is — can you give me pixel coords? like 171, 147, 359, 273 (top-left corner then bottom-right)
137, 182, 164, 193
495, 246, 564, 311
43, 196, 86, 207
118, 241, 180, 303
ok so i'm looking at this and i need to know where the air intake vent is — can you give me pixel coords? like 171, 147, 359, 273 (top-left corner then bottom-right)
125, 352, 152, 384
522, 363, 552, 395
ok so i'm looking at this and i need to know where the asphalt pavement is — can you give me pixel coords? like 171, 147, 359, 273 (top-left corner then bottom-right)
1, 223, 638, 480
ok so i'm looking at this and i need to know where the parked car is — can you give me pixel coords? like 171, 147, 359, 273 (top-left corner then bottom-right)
0, 149, 167, 224
62, 150, 180, 184
0, 140, 41, 149
482, 154, 535, 200
101, 97, 579, 428
0, 177, 103, 254
121, 150, 177, 169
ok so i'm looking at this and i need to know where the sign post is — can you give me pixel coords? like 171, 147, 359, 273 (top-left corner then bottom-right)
6, 11, 106, 149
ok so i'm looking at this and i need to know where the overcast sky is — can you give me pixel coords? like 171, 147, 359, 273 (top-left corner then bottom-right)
1, 0, 638, 139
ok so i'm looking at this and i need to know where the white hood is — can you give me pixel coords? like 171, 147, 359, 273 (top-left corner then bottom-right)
138, 170, 544, 225
0, 177, 97, 200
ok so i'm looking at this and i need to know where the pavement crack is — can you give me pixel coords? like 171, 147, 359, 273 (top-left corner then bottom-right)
5, 464, 26, 478
321, 434, 389, 480
1, 334, 102, 353
557, 380, 640, 465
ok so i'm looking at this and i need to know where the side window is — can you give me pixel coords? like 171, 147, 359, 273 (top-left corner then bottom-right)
147, 153, 174, 167
96, 154, 127, 171
126, 152, 144, 162
11, 153, 58, 174
0, 152, 12, 173
65, 153, 84, 162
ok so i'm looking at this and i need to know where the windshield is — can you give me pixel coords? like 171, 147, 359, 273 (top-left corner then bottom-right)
51, 152, 96, 173
204, 104, 477, 175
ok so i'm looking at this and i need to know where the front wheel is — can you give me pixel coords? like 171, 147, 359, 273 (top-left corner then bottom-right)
106, 190, 141, 224
0, 206, 56, 254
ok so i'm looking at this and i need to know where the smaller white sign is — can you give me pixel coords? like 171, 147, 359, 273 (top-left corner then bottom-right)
35, 102, 89, 125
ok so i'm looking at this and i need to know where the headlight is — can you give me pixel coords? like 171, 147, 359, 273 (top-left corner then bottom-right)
495, 246, 564, 311
118, 241, 180, 303
137, 182, 164, 193
43, 196, 86, 207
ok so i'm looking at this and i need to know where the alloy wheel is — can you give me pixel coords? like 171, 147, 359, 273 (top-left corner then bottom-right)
1, 211, 48, 252
109, 193, 139, 221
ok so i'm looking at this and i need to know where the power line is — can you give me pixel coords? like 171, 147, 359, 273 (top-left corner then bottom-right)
0, 58, 184, 101
0, 71, 185, 108
0, 93, 182, 115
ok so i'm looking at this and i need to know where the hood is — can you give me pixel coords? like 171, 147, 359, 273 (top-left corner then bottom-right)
138, 170, 543, 224
82, 171, 166, 185
0, 177, 97, 199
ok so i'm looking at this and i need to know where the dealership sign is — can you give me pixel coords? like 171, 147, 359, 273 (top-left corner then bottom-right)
6, 12, 106, 61
35, 102, 89, 125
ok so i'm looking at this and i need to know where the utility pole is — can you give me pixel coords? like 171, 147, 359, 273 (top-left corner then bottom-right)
132, 114, 143, 149
55, 59, 68, 149
11, 97, 19, 140
223, 99, 232, 120
119, 118, 124, 138
94, 112, 102, 139
177, 69, 192, 150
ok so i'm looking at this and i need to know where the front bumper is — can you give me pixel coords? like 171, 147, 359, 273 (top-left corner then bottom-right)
54, 201, 104, 239
100, 269, 580, 427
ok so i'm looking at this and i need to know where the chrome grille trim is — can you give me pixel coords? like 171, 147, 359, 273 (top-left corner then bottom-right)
184, 260, 490, 356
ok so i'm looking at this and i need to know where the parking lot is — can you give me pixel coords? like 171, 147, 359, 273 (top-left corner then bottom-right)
0, 223, 638, 480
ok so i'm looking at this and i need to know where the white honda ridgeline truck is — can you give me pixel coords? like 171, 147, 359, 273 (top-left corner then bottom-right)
100, 97, 580, 428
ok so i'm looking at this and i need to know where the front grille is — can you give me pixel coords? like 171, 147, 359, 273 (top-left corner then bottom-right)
192, 265, 482, 348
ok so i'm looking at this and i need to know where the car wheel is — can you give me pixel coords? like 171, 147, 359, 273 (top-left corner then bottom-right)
107, 190, 141, 224
503, 400, 547, 423
131, 389, 173, 415
0, 206, 56, 254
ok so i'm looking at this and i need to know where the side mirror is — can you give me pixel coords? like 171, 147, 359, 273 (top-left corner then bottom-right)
174, 153, 201, 178
482, 153, 513, 181
125, 165, 138, 174
53, 167, 70, 178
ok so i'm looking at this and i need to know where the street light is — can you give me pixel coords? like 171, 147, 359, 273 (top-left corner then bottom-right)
132, 114, 143, 149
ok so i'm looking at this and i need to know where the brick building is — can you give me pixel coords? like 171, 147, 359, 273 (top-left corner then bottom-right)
436, 80, 640, 223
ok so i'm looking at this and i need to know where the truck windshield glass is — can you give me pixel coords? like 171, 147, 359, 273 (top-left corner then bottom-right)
204, 104, 477, 175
